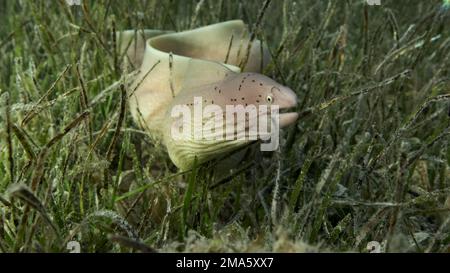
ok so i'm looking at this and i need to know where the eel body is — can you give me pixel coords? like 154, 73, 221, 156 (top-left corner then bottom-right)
117, 20, 298, 170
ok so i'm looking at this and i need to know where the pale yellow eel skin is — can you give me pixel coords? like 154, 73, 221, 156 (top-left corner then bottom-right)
118, 20, 298, 170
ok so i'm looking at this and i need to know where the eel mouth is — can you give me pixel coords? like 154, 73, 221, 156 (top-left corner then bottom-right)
256, 107, 298, 129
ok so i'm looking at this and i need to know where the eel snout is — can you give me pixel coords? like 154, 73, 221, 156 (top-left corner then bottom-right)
275, 86, 299, 128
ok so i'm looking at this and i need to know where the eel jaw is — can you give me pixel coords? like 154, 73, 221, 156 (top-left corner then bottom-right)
279, 111, 299, 128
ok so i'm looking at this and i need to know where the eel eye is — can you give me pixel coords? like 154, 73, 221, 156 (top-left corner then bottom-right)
266, 95, 273, 103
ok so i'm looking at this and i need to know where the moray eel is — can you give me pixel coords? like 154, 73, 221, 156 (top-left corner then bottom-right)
117, 20, 298, 170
